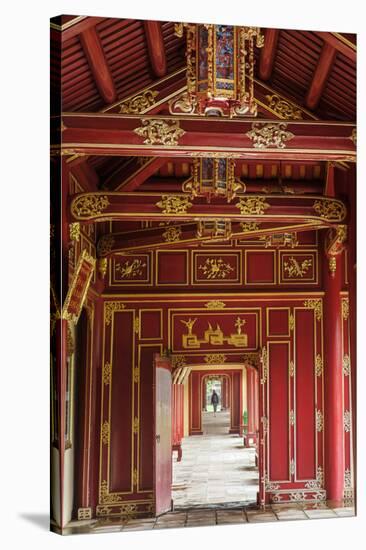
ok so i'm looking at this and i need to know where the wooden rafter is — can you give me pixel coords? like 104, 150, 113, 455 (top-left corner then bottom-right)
144, 21, 167, 78
306, 43, 337, 111
259, 29, 280, 81
79, 26, 117, 104
314, 32, 356, 63
52, 16, 105, 42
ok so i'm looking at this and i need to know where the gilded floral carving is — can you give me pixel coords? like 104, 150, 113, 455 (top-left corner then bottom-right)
313, 199, 347, 222
119, 90, 158, 114
115, 258, 146, 279
236, 196, 270, 215
156, 195, 192, 214
284, 256, 312, 278
265, 94, 303, 120
198, 258, 234, 279
162, 226, 182, 242
134, 119, 185, 145
71, 194, 110, 219
246, 122, 294, 149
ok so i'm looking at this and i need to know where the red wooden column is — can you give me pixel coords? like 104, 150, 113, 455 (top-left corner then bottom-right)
222, 377, 227, 410
245, 368, 257, 447
55, 318, 68, 528
323, 237, 345, 503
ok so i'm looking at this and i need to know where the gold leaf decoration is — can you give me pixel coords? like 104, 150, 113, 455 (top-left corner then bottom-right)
240, 222, 261, 233
156, 195, 192, 214
344, 410, 351, 432
342, 298, 349, 320
289, 360, 295, 377
134, 318, 140, 335
204, 300, 226, 310
105, 302, 126, 325
315, 355, 323, 377
119, 90, 158, 114
172, 355, 187, 369
343, 354, 351, 376
98, 258, 108, 279
97, 234, 115, 257
133, 366, 140, 383
304, 299, 323, 321
289, 314, 295, 331
204, 354, 227, 364
198, 258, 234, 279
246, 122, 294, 149
69, 222, 80, 242
116, 258, 146, 279
100, 480, 122, 504
236, 196, 270, 215
261, 346, 268, 384
134, 119, 185, 145
71, 195, 110, 219
284, 256, 312, 278
316, 410, 323, 432
101, 421, 110, 445
313, 199, 347, 222
162, 226, 182, 242
265, 94, 303, 120
133, 417, 139, 434
103, 362, 112, 385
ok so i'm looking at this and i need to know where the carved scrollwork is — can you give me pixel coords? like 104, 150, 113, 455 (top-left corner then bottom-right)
246, 122, 294, 149
71, 194, 110, 219
236, 196, 270, 215
265, 94, 303, 120
119, 90, 158, 114
134, 119, 185, 145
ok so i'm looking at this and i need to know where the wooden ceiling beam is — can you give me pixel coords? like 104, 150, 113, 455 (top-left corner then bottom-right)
59, 113, 356, 162
144, 21, 167, 78
116, 158, 167, 191
79, 26, 117, 104
305, 43, 337, 110
56, 16, 105, 42
69, 191, 347, 225
97, 221, 326, 257
313, 32, 356, 63
71, 161, 100, 192
259, 29, 280, 81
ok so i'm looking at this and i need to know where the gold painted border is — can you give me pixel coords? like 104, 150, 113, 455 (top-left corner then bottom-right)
109, 252, 152, 287
191, 249, 242, 285
279, 250, 318, 285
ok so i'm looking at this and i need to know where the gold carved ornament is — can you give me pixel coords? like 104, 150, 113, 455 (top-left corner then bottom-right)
305, 466, 324, 489
344, 411, 351, 432
119, 90, 158, 114
105, 302, 126, 326
204, 300, 226, 310
134, 318, 140, 335
162, 226, 182, 242
103, 362, 112, 385
204, 354, 227, 364
133, 417, 139, 434
289, 314, 295, 331
115, 258, 146, 279
69, 222, 80, 242
342, 298, 350, 320
236, 196, 270, 215
133, 366, 140, 383
98, 258, 108, 279
171, 355, 187, 369
260, 346, 268, 384
62, 249, 96, 325
284, 256, 312, 278
156, 195, 192, 215
198, 258, 234, 280
71, 194, 110, 220
240, 222, 261, 233
315, 355, 323, 377
99, 480, 122, 504
101, 421, 110, 445
304, 299, 323, 321
289, 360, 295, 377
343, 354, 351, 376
134, 119, 186, 146
313, 199, 347, 222
97, 234, 115, 257
265, 94, 303, 120
180, 317, 248, 350
316, 410, 323, 432
246, 122, 294, 149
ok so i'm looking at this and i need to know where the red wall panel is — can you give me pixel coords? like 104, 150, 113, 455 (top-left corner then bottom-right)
295, 309, 316, 480
268, 342, 289, 480
110, 310, 134, 493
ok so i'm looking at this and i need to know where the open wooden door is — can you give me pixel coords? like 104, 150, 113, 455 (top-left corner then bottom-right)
154, 354, 172, 516
258, 345, 268, 506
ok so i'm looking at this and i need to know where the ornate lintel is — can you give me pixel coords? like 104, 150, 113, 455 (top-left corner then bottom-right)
246, 122, 294, 149
134, 119, 185, 145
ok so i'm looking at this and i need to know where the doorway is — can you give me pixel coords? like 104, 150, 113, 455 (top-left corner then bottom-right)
172, 367, 259, 509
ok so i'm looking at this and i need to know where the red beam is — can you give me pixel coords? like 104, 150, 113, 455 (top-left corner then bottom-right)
314, 32, 356, 63
59, 113, 356, 162
144, 21, 167, 78
79, 26, 117, 104
69, 191, 347, 225
57, 16, 105, 42
306, 44, 337, 110
97, 221, 326, 257
259, 29, 280, 81
71, 161, 100, 192
117, 158, 167, 191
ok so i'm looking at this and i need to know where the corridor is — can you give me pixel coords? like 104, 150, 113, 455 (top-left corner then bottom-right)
172, 411, 258, 508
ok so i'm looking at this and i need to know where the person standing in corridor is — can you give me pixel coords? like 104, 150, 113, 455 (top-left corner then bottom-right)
211, 390, 219, 417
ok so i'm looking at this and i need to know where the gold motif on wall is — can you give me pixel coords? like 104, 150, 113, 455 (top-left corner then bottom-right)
172, 355, 187, 369
100, 480, 122, 504
205, 300, 226, 310
120, 90, 159, 114
134, 119, 186, 145
103, 362, 112, 385
101, 421, 110, 445
265, 94, 303, 120
342, 298, 350, 320
71, 194, 110, 219
316, 410, 323, 432
284, 256, 312, 278
289, 360, 295, 377
305, 466, 324, 489
115, 258, 146, 279
315, 355, 323, 377
344, 410, 351, 432
289, 410, 295, 426
246, 122, 294, 149
133, 366, 140, 383
289, 314, 295, 331
105, 302, 126, 325
156, 195, 192, 214
98, 258, 108, 279
343, 355, 351, 376
180, 317, 248, 349
290, 459, 296, 476
134, 318, 140, 334
261, 346, 268, 384
304, 299, 322, 321
204, 354, 227, 364
262, 232, 298, 249
133, 417, 139, 434
236, 196, 270, 215
69, 222, 80, 242
198, 258, 234, 279
162, 226, 182, 242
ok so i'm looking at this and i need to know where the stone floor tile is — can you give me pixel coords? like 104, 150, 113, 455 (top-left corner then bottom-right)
304, 509, 338, 519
